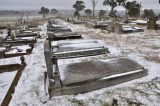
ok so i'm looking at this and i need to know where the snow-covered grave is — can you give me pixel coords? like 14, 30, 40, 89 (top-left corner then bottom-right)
15, 32, 40, 38
46, 56, 148, 97
0, 45, 33, 59
50, 39, 109, 59
0, 37, 36, 47
47, 32, 82, 41
48, 26, 72, 33
48, 20, 72, 33
122, 25, 144, 33
85, 20, 112, 29
0, 38, 36, 59
71, 18, 86, 24
131, 20, 147, 25
0, 57, 26, 106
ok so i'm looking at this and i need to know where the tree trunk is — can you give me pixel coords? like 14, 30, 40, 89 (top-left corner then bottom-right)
110, 6, 114, 17
93, 6, 95, 17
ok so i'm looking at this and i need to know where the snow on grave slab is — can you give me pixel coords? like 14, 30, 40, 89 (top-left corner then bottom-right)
5, 45, 31, 54
47, 32, 82, 41
86, 21, 112, 29
16, 33, 39, 38
0, 38, 36, 47
49, 58, 148, 97
58, 58, 147, 85
122, 25, 144, 33
52, 39, 109, 59
131, 20, 147, 25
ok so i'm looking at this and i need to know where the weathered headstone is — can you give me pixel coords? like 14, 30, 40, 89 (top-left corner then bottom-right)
114, 23, 123, 34
147, 16, 158, 30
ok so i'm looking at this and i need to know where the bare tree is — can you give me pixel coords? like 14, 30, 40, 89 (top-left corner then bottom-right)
91, 0, 97, 17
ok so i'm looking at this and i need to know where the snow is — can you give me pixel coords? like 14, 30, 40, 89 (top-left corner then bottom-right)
0, 71, 17, 104
5, 45, 31, 54
0, 19, 159, 106
131, 20, 147, 24
100, 69, 143, 80
53, 41, 104, 50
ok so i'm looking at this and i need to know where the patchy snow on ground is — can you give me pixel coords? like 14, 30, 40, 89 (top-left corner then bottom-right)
0, 19, 159, 106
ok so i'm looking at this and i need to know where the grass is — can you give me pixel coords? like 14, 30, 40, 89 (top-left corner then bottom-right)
144, 56, 160, 63
69, 98, 85, 106
102, 102, 110, 106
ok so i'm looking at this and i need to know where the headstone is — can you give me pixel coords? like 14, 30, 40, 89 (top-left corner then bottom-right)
114, 23, 123, 34
147, 16, 158, 30
107, 22, 114, 32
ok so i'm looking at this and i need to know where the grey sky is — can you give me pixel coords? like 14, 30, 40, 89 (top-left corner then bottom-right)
0, 0, 160, 10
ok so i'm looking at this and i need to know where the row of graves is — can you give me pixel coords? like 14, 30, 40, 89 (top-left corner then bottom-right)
44, 19, 148, 97
69, 16, 160, 34
0, 23, 41, 106
85, 20, 145, 34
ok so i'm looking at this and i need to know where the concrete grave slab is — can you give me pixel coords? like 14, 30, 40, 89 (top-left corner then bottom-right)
0, 45, 33, 59
59, 58, 146, 85
0, 37, 36, 47
51, 40, 109, 59
47, 32, 82, 41
48, 27, 72, 33
48, 58, 148, 97
86, 21, 113, 29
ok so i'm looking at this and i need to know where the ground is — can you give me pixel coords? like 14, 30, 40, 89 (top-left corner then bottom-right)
1, 19, 160, 106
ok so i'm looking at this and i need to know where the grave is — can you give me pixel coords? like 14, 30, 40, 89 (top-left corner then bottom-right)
86, 21, 113, 29
49, 24, 66, 29
27, 24, 38, 28
122, 25, 144, 33
112, 23, 144, 34
44, 45, 148, 97
0, 45, 33, 59
15, 32, 40, 38
50, 39, 109, 59
131, 20, 147, 25
71, 19, 86, 24
0, 56, 26, 106
0, 26, 7, 30
48, 27, 72, 33
0, 37, 36, 47
47, 32, 82, 41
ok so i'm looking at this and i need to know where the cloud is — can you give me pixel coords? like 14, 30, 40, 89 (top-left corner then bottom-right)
0, 0, 159, 10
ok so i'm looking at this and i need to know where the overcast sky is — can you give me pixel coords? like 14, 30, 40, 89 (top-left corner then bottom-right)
0, 0, 160, 10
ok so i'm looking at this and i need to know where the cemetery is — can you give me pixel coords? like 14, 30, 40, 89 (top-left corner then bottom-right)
0, 0, 160, 106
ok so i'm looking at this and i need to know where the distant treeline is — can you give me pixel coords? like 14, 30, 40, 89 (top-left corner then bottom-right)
0, 10, 39, 16
0, 9, 159, 16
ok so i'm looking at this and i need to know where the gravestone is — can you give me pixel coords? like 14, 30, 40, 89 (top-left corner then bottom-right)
147, 16, 158, 30
114, 23, 123, 34
107, 22, 114, 32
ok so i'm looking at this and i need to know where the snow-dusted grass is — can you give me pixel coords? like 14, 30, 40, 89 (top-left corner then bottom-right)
0, 19, 158, 106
